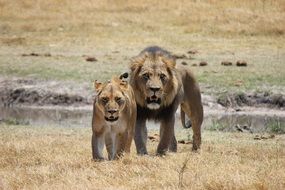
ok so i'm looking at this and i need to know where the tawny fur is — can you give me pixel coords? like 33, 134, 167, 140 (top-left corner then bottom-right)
91, 77, 137, 160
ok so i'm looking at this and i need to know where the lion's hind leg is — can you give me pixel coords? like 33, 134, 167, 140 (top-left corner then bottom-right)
181, 103, 203, 151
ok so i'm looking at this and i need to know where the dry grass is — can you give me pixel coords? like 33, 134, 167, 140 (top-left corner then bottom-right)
0, 123, 284, 190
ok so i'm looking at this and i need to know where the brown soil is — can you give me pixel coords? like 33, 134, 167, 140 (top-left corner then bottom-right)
0, 77, 284, 110
0, 77, 94, 107
217, 92, 284, 109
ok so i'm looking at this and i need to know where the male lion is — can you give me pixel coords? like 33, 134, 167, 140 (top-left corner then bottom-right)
91, 77, 136, 160
128, 46, 203, 155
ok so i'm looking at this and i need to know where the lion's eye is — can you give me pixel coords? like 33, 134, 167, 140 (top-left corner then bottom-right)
142, 73, 150, 80
101, 97, 109, 104
115, 97, 122, 103
160, 73, 167, 81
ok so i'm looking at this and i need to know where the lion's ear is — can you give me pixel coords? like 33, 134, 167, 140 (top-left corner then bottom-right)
130, 61, 142, 72
94, 80, 102, 92
161, 56, 176, 68
130, 53, 147, 72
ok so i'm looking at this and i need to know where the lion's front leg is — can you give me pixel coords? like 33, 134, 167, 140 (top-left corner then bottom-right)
134, 118, 148, 155
169, 134, 177, 152
92, 132, 105, 160
157, 116, 175, 155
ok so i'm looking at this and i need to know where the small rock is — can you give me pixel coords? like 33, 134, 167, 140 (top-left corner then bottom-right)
254, 135, 261, 140
254, 134, 275, 140
187, 50, 198, 54
235, 125, 243, 132
44, 53, 52, 57
148, 135, 159, 142
192, 63, 197, 67
235, 108, 242, 112
86, 57, 98, 62
178, 140, 192, 144
236, 60, 247, 67
221, 61, 232, 66
181, 61, 188, 65
199, 61, 208, 66
30, 52, 39, 56
173, 54, 187, 59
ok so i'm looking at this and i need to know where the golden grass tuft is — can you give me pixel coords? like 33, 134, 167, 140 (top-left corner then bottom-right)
0, 124, 284, 189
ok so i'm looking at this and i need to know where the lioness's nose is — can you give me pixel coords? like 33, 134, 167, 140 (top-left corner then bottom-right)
108, 109, 118, 114
150, 87, 160, 92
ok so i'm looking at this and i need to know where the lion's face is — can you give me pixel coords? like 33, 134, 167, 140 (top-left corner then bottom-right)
130, 53, 179, 110
138, 62, 170, 109
95, 80, 127, 124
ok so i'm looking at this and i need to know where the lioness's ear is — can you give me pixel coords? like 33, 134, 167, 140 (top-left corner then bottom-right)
119, 72, 129, 80
119, 80, 128, 90
94, 80, 102, 92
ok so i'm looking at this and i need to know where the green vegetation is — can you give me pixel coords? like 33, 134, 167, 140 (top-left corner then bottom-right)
267, 118, 285, 134
209, 120, 227, 131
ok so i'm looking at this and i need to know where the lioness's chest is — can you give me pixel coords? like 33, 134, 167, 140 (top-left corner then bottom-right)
104, 119, 127, 134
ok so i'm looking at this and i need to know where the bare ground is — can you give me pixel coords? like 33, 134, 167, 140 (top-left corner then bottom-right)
0, 77, 283, 111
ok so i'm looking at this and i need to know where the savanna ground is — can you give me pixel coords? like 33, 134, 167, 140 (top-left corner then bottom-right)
0, 0, 285, 189
1, 124, 285, 190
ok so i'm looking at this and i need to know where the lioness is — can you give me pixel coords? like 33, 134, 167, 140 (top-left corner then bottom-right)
128, 46, 203, 155
91, 77, 136, 160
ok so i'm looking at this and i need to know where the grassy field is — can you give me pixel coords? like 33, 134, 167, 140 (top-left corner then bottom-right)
0, 123, 284, 189
0, 0, 285, 95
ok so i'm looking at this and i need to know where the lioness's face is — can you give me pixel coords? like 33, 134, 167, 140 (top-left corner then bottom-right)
138, 62, 170, 110
97, 84, 126, 124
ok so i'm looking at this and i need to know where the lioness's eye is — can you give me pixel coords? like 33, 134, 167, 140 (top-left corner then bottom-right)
142, 73, 150, 80
160, 73, 167, 81
115, 97, 122, 103
101, 97, 109, 104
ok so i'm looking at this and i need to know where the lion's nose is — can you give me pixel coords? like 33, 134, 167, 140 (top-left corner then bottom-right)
150, 87, 160, 92
108, 109, 118, 114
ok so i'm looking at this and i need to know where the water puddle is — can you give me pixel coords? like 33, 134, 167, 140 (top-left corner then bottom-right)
0, 107, 284, 134
203, 114, 285, 134
0, 107, 92, 128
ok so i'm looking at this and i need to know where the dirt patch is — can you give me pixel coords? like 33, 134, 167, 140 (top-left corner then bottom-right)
0, 77, 94, 107
0, 77, 284, 110
217, 92, 284, 108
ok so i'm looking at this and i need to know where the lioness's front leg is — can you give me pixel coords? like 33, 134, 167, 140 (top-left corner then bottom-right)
92, 132, 105, 160
105, 132, 116, 160
134, 118, 148, 155
157, 115, 175, 155
115, 132, 128, 158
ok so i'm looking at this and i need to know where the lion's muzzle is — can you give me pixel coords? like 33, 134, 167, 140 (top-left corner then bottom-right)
146, 96, 161, 110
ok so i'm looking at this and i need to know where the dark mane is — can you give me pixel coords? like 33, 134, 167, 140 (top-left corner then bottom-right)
141, 46, 171, 55
136, 95, 179, 122
139, 46, 175, 62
